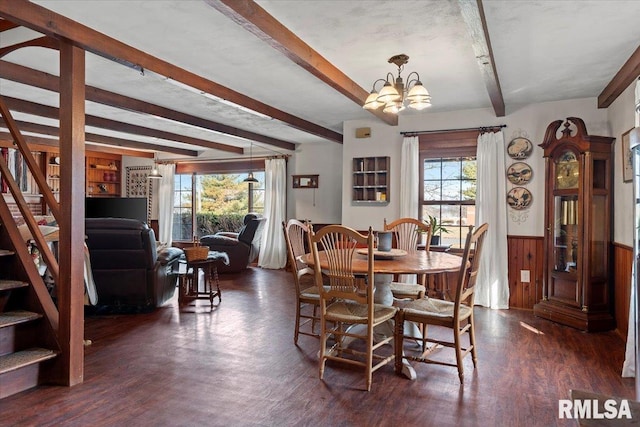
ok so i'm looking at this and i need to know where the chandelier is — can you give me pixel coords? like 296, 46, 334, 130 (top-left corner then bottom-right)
363, 54, 431, 114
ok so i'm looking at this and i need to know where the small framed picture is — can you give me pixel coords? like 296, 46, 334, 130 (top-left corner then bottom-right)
292, 174, 319, 188
622, 128, 633, 183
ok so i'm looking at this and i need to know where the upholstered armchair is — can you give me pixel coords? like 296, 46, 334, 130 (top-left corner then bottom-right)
84, 218, 184, 310
199, 213, 266, 273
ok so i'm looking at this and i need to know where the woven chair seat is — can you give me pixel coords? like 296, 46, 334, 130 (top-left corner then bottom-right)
389, 282, 425, 299
326, 300, 397, 324
300, 286, 320, 301
403, 297, 472, 320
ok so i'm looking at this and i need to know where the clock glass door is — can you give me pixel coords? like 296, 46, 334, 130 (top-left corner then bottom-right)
548, 194, 581, 306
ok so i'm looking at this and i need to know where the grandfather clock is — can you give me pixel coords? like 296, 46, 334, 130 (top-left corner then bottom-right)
533, 117, 615, 331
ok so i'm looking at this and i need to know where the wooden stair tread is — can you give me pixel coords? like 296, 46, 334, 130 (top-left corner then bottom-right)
0, 249, 15, 257
0, 280, 29, 292
0, 310, 42, 328
0, 348, 57, 375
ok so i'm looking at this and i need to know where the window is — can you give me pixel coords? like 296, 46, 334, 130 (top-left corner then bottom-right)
173, 174, 194, 241
421, 157, 476, 248
172, 171, 265, 240
418, 130, 479, 248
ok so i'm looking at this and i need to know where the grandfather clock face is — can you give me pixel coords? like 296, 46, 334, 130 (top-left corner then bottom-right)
555, 150, 579, 189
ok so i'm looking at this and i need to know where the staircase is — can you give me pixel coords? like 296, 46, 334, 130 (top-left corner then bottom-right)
0, 227, 60, 399
0, 95, 73, 399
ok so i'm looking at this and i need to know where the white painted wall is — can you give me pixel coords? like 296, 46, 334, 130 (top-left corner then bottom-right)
122, 92, 639, 245
607, 81, 637, 247
287, 142, 342, 224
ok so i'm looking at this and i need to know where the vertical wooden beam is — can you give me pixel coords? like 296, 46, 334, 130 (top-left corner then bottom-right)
57, 40, 85, 386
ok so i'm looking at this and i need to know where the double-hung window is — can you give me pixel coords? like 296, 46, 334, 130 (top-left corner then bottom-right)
418, 130, 478, 248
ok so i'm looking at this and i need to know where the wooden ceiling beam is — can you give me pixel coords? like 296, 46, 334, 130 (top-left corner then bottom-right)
0, 131, 153, 158
598, 45, 640, 108
0, 36, 59, 58
2, 96, 238, 154
0, 118, 198, 157
0, 0, 343, 144
205, 0, 397, 127
458, 0, 506, 117
0, 18, 19, 32
0, 61, 253, 153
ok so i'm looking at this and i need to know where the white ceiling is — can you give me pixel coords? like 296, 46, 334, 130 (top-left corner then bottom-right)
0, 0, 639, 157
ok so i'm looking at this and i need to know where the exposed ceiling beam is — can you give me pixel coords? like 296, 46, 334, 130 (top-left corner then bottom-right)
0, 61, 290, 153
2, 96, 231, 152
0, 118, 199, 157
0, 131, 153, 158
458, 0, 506, 117
0, 18, 18, 32
598, 45, 640, 108
0, 36, 59, 58
205, 0, 397, 127
0, 0, 343, 144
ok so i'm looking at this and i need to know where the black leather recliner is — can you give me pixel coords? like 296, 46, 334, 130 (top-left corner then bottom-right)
200, 213, 266, 273
85, 218, 183, 310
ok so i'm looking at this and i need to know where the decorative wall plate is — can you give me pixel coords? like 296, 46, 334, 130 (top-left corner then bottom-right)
507, 187, 533, 210
506, 162, 533, 184
507, 137, 533, 159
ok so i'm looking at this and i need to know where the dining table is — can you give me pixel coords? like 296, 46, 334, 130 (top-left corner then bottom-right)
300, 249, 464, 305
299, 248, 465, 379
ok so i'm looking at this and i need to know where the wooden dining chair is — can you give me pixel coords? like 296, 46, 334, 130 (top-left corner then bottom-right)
394, 223, 488, 383
309, 225, 397, 391
383, 217, 431, 300
283, 219, 320, 344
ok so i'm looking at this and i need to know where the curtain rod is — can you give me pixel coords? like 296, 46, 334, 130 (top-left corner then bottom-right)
400, 124, 507, 136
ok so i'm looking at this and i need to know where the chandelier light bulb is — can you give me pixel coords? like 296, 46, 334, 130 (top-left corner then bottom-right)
363, 91, 383, 110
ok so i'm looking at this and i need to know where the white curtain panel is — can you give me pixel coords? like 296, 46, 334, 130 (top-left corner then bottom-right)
258, 158, 287, 269
399, 136, 420, 284
622, 78, 640, 377
475, 131, 509, 309
400, 136, 419, 218
157, 163, 175, 246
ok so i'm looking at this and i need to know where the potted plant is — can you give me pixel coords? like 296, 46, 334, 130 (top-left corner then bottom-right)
426, 215, 449, 246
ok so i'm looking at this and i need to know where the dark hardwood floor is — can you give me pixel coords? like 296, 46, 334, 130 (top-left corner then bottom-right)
0, 267, 634, 426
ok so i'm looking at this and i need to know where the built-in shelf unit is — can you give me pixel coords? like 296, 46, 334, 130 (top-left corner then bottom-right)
351, 156, 389, 205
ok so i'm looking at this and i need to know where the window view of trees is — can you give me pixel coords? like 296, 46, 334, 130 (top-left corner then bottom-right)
172, 172, 265, 241
198, 174, 251, 214
421, 157, 476, 248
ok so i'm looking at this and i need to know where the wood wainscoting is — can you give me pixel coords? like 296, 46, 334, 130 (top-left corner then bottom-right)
507, 236, 632, 337
613, 242, 633, 338
507, 235, 544, 310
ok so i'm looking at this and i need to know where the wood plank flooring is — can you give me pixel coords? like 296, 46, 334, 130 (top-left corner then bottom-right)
0, 267, 634, 426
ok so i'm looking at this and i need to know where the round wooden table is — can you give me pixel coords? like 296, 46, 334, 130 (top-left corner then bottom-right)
300, 250, 464, 304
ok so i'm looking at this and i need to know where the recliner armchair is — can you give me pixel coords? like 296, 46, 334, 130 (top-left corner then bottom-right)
85, 218, 183, 310
200, 213, 266, 273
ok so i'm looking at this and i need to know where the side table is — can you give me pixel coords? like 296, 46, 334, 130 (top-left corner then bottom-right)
179, 252, 228, 307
